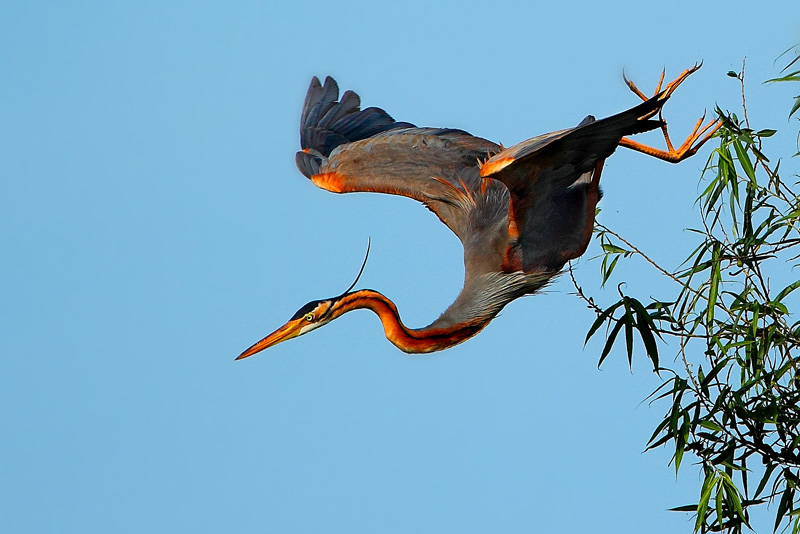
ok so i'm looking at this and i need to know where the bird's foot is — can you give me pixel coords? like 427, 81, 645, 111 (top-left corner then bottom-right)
624, 64, 701, 107
619, 64, 722, 163
620, 113, 721, 162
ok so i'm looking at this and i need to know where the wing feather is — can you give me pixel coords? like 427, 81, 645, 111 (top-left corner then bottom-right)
299, 76, 415, 157
295, 76, 504, 251
314, 129, 502, 243
480, 95, 665, 271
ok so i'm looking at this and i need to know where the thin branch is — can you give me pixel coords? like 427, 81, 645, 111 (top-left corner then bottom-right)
567, 262, 604, 315
740, 57, 751, 130
595, 222, 699, 292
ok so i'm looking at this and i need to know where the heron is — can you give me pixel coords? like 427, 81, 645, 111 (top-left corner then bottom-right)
237, 65, 719, 359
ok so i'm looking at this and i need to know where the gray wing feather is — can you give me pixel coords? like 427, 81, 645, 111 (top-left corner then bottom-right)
298, 76, 415, 158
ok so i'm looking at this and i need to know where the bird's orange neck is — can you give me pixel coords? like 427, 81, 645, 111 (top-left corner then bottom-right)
331, 290, 487, 353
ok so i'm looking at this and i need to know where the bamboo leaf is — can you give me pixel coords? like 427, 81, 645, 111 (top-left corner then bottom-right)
697, 472, 719, 530
790, 96, 800, 119
624, 299, 635, 369
775, 280, 800, 303
669, 504, 699, 512
602, 255, 620, 286
598, 318, 625, 368
755, 463, 777, 498
634, 304, 660, 370
675, 413, 689, 472
645, 432, 673, 451
700, 358, 731, 394
721, 473, 745, 518
779, 49, 800, 72
585, 301, 623, 344
699, 420, 723, 432
732, 138, 757, 184
707, 243, 721, 326
602, 243, 629, 254
774, 484, 794, 532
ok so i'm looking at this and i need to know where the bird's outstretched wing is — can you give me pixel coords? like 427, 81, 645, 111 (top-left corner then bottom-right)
295, 76, 507, 250
480, 96, 664, 272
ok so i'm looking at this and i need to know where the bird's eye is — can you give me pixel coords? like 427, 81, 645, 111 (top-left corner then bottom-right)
304, 313, 314, 322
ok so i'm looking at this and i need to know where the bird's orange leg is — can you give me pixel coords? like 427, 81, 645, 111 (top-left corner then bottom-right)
619, 64, 722, 163
620, 115, 721, 163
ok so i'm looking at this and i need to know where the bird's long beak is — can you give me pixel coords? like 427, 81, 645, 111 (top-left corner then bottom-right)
236, 319, 304, 360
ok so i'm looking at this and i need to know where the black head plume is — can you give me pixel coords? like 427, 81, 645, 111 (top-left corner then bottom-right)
340, 238, 370, 296
288, 239, 371, 321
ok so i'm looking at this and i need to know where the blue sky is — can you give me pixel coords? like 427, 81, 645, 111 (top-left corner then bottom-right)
2, 1, 798, 532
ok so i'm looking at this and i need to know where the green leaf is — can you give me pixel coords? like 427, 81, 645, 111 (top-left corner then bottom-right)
755, 463, 777, 498
598, 318, 625, 368
624, 299, 635, 369
637, 311, 660, 369
669, 504, 699, 512
674, 413, 689, 472
645, 432, 673, 451
707, 243, 721, 326
732, 138, 757, 184
602, 243, 629, 254
774, 484, 795, 532
696, 471, 719, 530
722, 474, 745, 522
698, 420, 723, 432
700, 358, 730, 396
775, 279, 800, 303
752, 144, 770, 162
585, 301, 623, 344
716, 479, 725, 530
629, 298, 661, 370
779, 48, 800, 72
790, 95, 800, 119
602, 255, 620, 286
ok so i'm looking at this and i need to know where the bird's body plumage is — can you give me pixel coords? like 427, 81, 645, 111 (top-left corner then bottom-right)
237, 68, 720, 358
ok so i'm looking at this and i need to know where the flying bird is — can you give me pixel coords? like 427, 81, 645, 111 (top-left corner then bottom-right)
237, 65, 719, 359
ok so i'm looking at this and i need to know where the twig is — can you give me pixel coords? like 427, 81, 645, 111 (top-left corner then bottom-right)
595, 222, 691, 290
567, 262, 604, 315
740, 57, 751, 130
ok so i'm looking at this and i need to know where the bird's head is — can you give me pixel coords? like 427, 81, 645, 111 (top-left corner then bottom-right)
235, 297, 342, 359
235, 241, 370, 360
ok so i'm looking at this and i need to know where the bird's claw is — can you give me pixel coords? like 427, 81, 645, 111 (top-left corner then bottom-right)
619, 63, 721, 163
